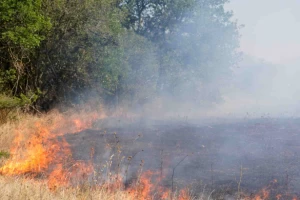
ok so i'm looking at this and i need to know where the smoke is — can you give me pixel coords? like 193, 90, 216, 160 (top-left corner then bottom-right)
207, 0, 300, 119
129, 57, 300, 121
202, 56, 300, 118
55, 1, 300, 197
110, 1, 300, 121
131, 0, 300, 120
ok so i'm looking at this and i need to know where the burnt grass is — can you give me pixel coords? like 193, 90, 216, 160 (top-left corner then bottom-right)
64, 117, 300, 198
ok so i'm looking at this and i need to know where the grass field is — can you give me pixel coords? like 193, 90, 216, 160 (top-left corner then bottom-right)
0, 110, 208, 200
2, 109, 298, 199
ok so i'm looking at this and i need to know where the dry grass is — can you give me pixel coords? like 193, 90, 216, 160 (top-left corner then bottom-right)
0, 175, 215, 200
0, 176, 136, 200
0, 108, 104, 150
0, 111, 204, 200
0, 111, 139, 200
0, 113, 220, 200
0, 109, 45, 151
0, 113, 23, 152
0, 110, 288, 200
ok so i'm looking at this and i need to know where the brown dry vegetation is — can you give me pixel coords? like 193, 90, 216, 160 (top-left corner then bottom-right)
0, 110, 24, 151
0, 176, 135, 200
0, 111, 209, 200
0, 112, 134, 200
2, 110, 293, 200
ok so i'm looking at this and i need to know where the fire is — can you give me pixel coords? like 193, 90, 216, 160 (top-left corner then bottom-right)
2, 108, 300, 200
253, 188, 269, 200
178, 189, 190, 200
0, 108, 190, 199
246, 179, 299, 200
126, 170, 189, 200
127, 171, 154, 200
0, 122, 58, 175
0, 110, 104, 188
276, 194, 282, 200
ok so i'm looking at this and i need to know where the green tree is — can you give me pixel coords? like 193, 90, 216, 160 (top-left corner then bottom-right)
33, 0, 125, 109
122, 0, 241, 105
161, 0, 241, 104
0, 0, 51, 109
118, 31, 159, 109
0, 0, 241, 111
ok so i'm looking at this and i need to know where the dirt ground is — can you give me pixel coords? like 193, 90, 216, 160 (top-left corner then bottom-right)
64, 117, 300, 198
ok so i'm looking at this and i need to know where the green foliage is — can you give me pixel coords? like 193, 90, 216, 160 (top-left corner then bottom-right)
87, 30, 159, 108
118, 31, 159, 106
122, 0, 240, 104
0, 0, 51, 48
0, 0, 241, 110
0, 0, 51, 110
0, 151, 10, 159
158, 1, 240, 103
0, 95, 21, 109
33, 0, 126, 108
0, 92, 40, 109
0, 69, 17, 91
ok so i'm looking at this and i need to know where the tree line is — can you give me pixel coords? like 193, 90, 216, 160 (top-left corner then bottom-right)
0, 0, 240, 111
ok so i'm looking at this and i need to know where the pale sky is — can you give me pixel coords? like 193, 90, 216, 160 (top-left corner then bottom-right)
217, 1, 300, 117
226, 0, 300, 65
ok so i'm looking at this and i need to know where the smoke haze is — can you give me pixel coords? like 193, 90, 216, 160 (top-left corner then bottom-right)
206, 0, 300, 118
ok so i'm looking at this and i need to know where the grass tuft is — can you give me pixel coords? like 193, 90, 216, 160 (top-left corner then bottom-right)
0, 151, 10, 159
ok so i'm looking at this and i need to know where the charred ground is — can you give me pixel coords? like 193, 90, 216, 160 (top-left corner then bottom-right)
64, 117, 300, 198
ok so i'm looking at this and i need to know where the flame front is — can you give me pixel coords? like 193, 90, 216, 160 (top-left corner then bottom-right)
0, 110, 190, 199
4, 109, 296, 199
253, 188, 270, 200
0, 110, 103, 188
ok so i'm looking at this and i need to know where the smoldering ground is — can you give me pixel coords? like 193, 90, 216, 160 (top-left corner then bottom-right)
54, 0, 300, 198
60, 45, 300, 199
62, 116, 300, 198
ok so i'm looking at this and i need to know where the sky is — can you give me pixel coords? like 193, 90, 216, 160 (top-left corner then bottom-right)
209, 0, 300, 117
225, 0, 300, 65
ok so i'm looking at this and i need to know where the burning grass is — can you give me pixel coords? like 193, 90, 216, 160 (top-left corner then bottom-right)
0, 175, 135, 200
0, 108, 298, 200
0, 108, 198, 200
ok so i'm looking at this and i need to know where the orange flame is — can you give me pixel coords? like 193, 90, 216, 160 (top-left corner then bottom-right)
0, 110, 105, 188
276, 194, 282, 200
246, 180, 299, 200
254, 188, 270, 200
125, 170, 190, 200
0, 109, 190, 199
127, 171, 155, 200
3, 108, 300, 200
